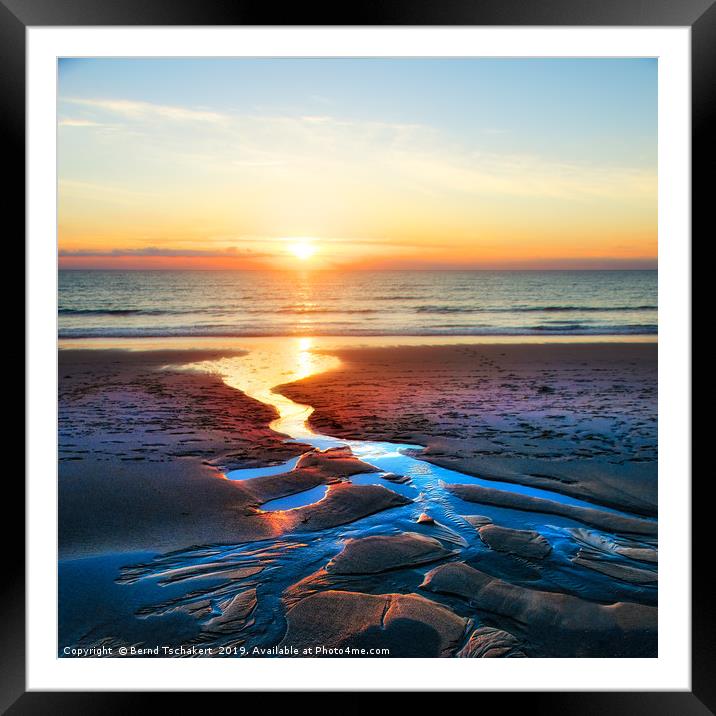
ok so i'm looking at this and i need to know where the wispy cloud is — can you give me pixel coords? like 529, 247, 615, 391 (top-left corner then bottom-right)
167, 112, 653, 202
62, 113, 654, 203
59, 118, 103, 128
64, 97, 227, 123
59, 246, 265, 258
392, 150, 656, 201
58, 179, 161, 206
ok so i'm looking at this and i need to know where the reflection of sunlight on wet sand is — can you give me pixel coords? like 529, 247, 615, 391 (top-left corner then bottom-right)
183, 338, 339, 440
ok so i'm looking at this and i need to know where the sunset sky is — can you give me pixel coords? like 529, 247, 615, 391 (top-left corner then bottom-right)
58, 58, 657, 270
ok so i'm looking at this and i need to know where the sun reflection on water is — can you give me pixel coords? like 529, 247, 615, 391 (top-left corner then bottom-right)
178, 337, 339, 440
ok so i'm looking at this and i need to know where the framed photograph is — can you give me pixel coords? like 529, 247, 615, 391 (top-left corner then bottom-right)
11, 0, 706, 710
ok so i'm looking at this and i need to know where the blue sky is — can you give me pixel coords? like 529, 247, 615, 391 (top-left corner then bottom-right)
59, 57, 656, 167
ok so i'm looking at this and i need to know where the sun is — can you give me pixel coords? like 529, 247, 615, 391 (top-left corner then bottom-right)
287, 238, 317, 261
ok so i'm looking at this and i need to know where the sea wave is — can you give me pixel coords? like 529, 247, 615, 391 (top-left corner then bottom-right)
58, 323, 658, 339
60, 304, 657, 318
413, 305, 657, 314
58, 307, 191, 316
274, 306, 378, 314
59, 308, 148, 316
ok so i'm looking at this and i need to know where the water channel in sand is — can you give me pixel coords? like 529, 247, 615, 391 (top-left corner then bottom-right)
188, 337, 641, 515
59, 337, 657, 656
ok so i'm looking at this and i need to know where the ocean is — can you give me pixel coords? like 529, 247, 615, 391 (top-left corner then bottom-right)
58, 269, 657, 339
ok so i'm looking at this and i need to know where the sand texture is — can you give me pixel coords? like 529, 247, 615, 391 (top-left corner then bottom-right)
445, 483, 657, 536
477, 524, 552, 559
422, 562, 657, 657
458, 626, 527, 658
279, 590, 471, 657
326, 533, 457, 575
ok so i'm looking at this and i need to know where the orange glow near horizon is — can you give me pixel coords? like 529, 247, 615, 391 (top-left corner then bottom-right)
57, 238, 657, 271
57, 59, 657, 271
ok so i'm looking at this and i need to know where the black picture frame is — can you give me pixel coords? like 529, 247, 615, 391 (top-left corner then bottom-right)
6, 0, 706, 712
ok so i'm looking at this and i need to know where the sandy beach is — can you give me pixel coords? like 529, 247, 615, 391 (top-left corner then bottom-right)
58, 339, 657, 658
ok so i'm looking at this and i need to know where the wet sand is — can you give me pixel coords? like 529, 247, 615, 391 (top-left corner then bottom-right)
58, 340, 658, 657
58, 348, 309, 556
59, 348, 407, 556
280, 343, 657, 515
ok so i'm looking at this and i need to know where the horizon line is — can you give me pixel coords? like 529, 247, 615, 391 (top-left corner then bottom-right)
57, 266, 658, 272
